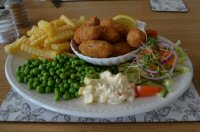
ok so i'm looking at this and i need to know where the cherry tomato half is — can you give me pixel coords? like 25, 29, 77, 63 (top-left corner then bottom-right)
146, 29, 158, 38
135, 85, 162, 97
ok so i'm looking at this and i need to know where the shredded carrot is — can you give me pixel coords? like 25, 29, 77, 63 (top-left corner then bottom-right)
166, 55, 175, 66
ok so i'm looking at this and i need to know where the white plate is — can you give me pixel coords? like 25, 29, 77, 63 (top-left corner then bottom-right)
5, 36, 193, 118
71, 20, 146, 66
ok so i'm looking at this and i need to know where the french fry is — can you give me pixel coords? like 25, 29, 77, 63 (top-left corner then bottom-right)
5, 36, 29, 54
72, 16, 86, 28
21, 44, 59, 59
30, 34, 48, 46
50, 19, 66, 28
44, 30, 74, 49
51, 42, 71, 51
38, 20, 55, 36
60, 15, 76, 29
55, 25, 74, 33
30, 30, 47, 41
27, 26, 46, 36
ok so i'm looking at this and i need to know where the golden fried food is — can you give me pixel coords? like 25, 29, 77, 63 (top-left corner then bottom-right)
86, 16, 100, 26
101, 27, 120, 43
44, 30, 74, 49
101, 18, 129, 37
127, 28, 146, 48
74, 24, 102, 44
111, 41, 135, 57
79, 40, 113, 58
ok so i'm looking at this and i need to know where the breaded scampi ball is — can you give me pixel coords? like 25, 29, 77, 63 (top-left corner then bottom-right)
86, 16, 100, 26
74, 24, 102, 44
111, 41, 135, 57
101, 18, 129, 37
101, 27, 121, 43
127, 28, 146, 48
79, 40, 113, 58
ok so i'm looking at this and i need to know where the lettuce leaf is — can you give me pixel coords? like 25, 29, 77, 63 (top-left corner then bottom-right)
174, 40, 187, 64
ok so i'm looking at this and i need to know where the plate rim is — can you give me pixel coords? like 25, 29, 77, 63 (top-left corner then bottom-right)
5, 36, 194, 118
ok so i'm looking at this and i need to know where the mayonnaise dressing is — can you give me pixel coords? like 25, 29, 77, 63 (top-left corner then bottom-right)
79, 71, 135, 104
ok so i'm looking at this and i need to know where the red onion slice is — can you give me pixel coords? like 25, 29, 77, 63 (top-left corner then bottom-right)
160, 45, 174, 64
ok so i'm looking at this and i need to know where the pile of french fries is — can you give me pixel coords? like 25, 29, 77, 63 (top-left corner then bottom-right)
5, 15, 85, 59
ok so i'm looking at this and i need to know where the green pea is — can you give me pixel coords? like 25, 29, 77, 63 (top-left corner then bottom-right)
59, 83, 64, 88
63, 79, 68, 83
69, 58, 74, 62
17, 76, 24, 83
43, 72, 49, 77
36, 86, 45, 93
41, 70, 46, 75
60, 68, 66, 73
38, 74, 43, 78
54, 95, 61, 101
59, 58, 65, 63
38, 65, 45, 70
45, 86, 52, 93
76, 72, 81, 77
68, 79, 73, 84
75, 67, 79, 71
42, 76, 48, 81
78, 67, 84, 72
50, 71, 55, 76
56, 70, 61, 75
47, 62, 52, 69
69, 87, 76, 93
24, 68, 30, 74
75, 92, 80, 98
65, 65, 71, 71
63, 92, 70, 100
48, 80, 54, 87
73, 83, 80, 89
64, 83, 69, 89
48, 77, 53, 81
28, 78, 34, 82
70, 69, 75, 73
60, 73, 67, 80
41, 81, 47, 87
52, 61, 57, 66
33, 61, 40, 66
80, 79, 84, 85
70, 74, 76, 79
28, 80, 33, 89
80, 76, 85, 81
43, 59, 49, 64
56, 78, 62, 84
80, 60, 86, 65
55, 88, 62, 97
32, 68, 39, 74
57, 64, 62, 69
33, 81, 40, 88
65, 72, 71, 77
34, 78, 40, 82
81, 71, 86, 76
60, 87, 66, 93
71, 64, 76, 68
85, 67, 90, 72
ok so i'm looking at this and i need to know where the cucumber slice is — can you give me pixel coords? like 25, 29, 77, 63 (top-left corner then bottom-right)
157, 87, 168, 97
164, 79, 174, 92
